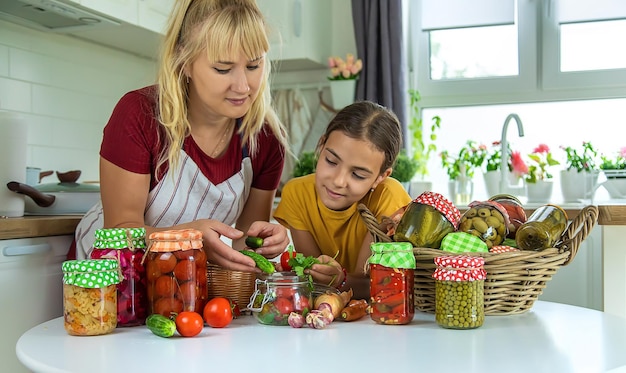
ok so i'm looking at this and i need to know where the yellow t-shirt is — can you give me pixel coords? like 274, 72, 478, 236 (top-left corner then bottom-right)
273, 174, 411, 272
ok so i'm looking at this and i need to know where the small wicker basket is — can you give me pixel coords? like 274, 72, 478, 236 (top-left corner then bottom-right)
359, 203, 599, 315
206, 264, 256, 310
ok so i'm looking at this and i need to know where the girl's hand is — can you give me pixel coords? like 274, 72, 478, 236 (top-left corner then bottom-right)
308, 255, 345, 288
244, 221, 290, 258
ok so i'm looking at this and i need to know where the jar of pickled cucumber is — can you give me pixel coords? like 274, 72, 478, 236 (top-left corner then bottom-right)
90, 227, 147, 326
433, 255, 485, 329
62, 259, 121, 336
145, 229, 208, 317
369, 242, 416, 325
458, 200, 510, 249
394, 192, 460, 249
515, 204, 568, 251
489, 194, 527, 239
248, 272, 313, 326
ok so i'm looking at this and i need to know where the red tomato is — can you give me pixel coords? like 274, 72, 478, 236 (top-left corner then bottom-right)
280, 250, 296, 271
273, 296, 294, 315
229, 299, 241, 318
293, 294, 310, 312
203, 297, 233, 328
175, 311, 204, 337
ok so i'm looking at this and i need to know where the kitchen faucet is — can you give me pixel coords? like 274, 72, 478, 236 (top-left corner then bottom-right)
499, 113, 524, 194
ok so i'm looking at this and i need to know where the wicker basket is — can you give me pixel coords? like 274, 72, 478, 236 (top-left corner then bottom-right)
358, 203, 599, 315
206, 264, 256, 310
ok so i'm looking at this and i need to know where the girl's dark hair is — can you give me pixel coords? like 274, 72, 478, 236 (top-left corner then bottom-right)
317, 101, 402, 174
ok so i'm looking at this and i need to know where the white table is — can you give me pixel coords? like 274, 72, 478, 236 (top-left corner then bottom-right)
17, 301, 626, 373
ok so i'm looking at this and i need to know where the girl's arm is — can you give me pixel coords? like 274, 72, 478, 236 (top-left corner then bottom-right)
288, 228, 322, 258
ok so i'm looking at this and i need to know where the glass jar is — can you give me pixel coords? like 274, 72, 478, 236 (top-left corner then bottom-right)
145, 229, 207, 317
489, 194, 527, 239
248, 272, 312, 326
62, 259, 121, 336
394, 192, 460, 249
90, 227, 147, 326
433, 255, 485, 329
515, 204, 568, 251
369, 242, 415, 325
458, 200, 510, 249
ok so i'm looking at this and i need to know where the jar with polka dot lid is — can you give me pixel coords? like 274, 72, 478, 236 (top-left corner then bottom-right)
433, 255, 486, 329
90, 227, 147, 326
62, 259, 121, 336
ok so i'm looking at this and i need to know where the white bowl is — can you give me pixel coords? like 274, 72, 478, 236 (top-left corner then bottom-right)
602, 178, 626, 199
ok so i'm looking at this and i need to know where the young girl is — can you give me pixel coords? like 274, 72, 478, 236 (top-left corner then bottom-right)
273, 101, 411, 298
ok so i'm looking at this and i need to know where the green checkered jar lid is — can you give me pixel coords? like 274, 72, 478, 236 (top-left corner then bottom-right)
62, 259, 121, 288
93, 228, 146, 250
369, 242, 416, 269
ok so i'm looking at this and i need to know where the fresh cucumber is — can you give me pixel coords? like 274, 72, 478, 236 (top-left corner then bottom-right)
146, 314, 176, 338
245, 236, 264, 248
241, 250, 275, 274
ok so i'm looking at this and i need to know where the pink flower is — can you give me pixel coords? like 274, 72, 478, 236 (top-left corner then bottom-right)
327, 57, 336, 68
620, 146, 626, 159
511, 151, 528, 177
327, 53, 363, 81
533, 144, 550, 154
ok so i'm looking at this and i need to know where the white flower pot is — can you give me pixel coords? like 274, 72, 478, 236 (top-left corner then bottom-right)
448, 177, 473, 206
560, 169, 600, 202
526, 180, 554, 203
329, 79, 356, 110
483, 170, 524, 198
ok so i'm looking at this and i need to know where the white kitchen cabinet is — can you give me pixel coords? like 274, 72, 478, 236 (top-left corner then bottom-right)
138, 0, 174, 35
257, 0, 332, 72
77, 0, 139, 25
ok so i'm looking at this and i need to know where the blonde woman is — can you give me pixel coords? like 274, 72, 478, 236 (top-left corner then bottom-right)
72, 0, 290, 272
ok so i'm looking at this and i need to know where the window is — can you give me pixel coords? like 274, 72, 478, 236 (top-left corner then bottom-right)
409, 0, 626, 107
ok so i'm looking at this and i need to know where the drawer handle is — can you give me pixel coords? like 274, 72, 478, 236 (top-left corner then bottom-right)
3, 243, 51, 256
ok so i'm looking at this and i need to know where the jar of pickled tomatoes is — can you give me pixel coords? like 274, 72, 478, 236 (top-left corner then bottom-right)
368, 242, 416, 325
90, 227, 147, 326
145, 229, 208, 317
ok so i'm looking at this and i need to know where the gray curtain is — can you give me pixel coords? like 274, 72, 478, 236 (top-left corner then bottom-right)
351, 0, 407, 139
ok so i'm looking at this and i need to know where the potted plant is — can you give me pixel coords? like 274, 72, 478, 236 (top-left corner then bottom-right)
560, 142, 601, 201
391, 149, 419, 191
292, 151, 317, 178
482, 141, 526, 197
599, 146, 626, 199
440, 140, 486, 205
525, 144, 560, 202
327, 53, 363, 110
407, 89, 441, 195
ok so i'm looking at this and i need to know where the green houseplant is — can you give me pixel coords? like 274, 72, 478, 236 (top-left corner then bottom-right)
391, 149, 419, 183
560, 142, 601, 201
408, 89, 441, 180
292, 151, 317, 178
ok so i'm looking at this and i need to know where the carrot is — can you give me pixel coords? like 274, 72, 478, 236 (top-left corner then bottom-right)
338, 299, 369, 321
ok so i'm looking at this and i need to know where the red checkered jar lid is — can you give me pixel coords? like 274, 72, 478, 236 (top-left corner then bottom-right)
414, 192, 461, 229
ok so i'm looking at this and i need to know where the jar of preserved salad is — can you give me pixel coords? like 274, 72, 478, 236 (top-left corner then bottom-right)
90, 227, 147, 326
368, 242, 415, 325
515, 204, 568, 251
145, 229, 207, 317
489, 194, 527, 239
248, 272, 312, 326
433, 255, 485, 329
394, 192, 460, 249
62, 259, 121, 336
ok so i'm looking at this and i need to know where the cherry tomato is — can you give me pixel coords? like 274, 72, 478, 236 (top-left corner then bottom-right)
175, 311, 204, 337
280, 250, 297, 271
293, 293, 311, 312
274, 296, 294, 315
229, 299, 241, 318
203, 297, 233, 328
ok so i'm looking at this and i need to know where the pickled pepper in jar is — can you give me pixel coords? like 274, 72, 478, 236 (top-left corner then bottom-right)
433, 255, 485, 330
515, 204, 568, 251
145, 229, 208, 316
394, 192, 460, 249
369, 242, 415, 325
62, 259, 121, 336
90, 227, 147, 326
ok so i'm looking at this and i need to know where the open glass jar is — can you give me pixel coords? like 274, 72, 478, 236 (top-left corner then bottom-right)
248, 272, 312, 326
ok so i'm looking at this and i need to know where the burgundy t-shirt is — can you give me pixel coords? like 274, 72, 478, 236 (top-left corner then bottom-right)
99, 86, 285, 190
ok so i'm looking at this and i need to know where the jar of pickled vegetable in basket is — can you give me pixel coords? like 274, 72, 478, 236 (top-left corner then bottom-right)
369, 242, 416, 325
90, 227, 147, 326
145, 229, 208, 317
515, 204, 568, 251
62, 259, 121, 336
433, 256, 485, 329
457, 200, 510, 249
393, 191, 460, 249
489, 194, 527, 239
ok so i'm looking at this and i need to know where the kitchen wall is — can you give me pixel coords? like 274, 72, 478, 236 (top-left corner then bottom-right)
0, 20, 156, 183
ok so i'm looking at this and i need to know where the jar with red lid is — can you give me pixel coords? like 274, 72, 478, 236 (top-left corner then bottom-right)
90, 227, 147, 326
369, 242, 415, 325
457, 200, 510, 249
489, 194, 527, 239
433, 255, 485, 329
145, 229, 208, 316
393, 192, 460, 249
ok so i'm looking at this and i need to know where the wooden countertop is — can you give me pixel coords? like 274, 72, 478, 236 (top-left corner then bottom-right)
0, 215, 82, 240
1, 204, 625, 241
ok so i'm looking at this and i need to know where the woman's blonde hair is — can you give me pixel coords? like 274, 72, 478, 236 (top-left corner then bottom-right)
155, 0, 288, 177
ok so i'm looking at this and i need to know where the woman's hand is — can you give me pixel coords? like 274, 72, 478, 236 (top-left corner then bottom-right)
307, 255, 345, 288
242, 221, 290, 259
197, 220, 263, 273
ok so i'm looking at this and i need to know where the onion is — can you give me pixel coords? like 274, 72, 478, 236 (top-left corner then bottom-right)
314, 292, 344, 319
